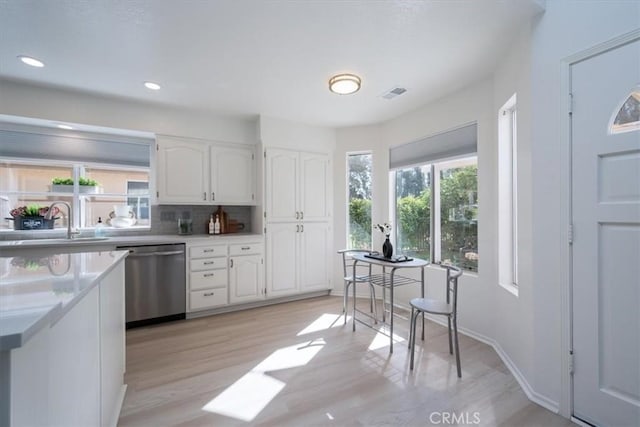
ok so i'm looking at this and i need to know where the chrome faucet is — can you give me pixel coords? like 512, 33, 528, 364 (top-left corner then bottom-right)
44, 201, 79, 239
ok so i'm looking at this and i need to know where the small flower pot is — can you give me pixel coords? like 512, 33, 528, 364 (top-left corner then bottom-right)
11, 216, 57, 230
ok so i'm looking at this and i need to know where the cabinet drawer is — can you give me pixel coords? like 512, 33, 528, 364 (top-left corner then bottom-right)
190, 257, 227, 271
229, 243, 262, 256
190, 245, 227, 259
190, 270, 227, 291
190, 288, 227, 311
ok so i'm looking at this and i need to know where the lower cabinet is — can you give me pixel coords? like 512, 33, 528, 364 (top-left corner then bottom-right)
187, 240, 264, 312
9, 261, 126, 427
188, 244, 228, 312
266, 221, 331, 297
230, 254, 264, 303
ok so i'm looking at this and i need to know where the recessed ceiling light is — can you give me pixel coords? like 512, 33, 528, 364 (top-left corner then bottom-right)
329, 73, 361, 95
18, 55, 44, 68
57, 124, 73, 130
144, 81, 161, 90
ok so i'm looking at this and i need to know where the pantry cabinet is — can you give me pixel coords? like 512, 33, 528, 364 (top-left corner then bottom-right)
264, 148, 332, 297
156, 135, 256, 205
265, 221, 331, 297
265, 148, 330, 222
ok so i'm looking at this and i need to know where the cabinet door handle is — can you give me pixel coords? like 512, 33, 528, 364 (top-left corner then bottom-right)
204, 249, 215, 253
204, 273, 215, 277
204, 261, 215, 265
301, 211, 304, 220
203, 292, 215, 297
230, 259, 234, 268
212, 192, 215, 201
295, 211, 299, 220
241, 246, 251, 250
296, 224, 300, 232
301, 224, 304, 232
203, 192, 207, 200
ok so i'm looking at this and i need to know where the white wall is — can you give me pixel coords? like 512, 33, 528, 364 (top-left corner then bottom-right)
0, 79, 257, 143
258, 115, 336, 153
529, 0, 640, 412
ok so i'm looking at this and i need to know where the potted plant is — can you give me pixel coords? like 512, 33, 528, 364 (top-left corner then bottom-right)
7, 204, 60, 230
51, 177, 101, 194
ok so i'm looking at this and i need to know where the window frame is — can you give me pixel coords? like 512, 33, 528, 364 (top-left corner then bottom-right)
498, 93, 519, 294
391, 155, 478, 271
346, 151, 373, 250
0, 157, 151, 232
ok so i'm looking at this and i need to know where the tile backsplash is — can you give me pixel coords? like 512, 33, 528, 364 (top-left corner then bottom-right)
152, 205, 253, 235
0, 205, 254, 240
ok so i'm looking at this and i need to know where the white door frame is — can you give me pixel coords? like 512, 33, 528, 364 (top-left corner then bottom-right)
559, 28, 640, 419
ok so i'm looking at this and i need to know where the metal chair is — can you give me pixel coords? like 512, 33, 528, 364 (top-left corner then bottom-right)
408, 264, 463, 377
338, 249, 378, 324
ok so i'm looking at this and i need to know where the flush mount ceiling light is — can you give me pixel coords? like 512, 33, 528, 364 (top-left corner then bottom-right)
144, 81, 161, 90
329, 73, 361, 95
17, 55, 44, 67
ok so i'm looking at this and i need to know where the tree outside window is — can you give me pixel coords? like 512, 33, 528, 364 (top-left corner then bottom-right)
394, 157, 478, 271
347, 153, 372, 249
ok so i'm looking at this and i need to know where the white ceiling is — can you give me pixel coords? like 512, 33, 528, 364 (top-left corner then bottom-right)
0, 0, 542, 128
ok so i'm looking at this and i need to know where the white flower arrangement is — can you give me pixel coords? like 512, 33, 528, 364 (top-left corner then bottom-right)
374, 222, 392, 237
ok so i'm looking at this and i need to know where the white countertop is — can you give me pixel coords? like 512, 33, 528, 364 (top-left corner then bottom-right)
0, 233, 264, 250
0, 250, 128, 351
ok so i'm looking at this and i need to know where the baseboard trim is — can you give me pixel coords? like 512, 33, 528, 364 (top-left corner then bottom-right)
422, 313, 560, 414
186, 290, 330, 319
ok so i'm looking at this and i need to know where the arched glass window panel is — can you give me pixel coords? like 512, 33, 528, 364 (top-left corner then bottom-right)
610, 89, 640, 134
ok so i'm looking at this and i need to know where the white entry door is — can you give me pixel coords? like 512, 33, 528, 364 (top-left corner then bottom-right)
571, 38, 640, 426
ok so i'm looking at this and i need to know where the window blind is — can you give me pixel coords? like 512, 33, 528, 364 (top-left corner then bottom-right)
0, 128, 152, 167
389, 123, 477, 169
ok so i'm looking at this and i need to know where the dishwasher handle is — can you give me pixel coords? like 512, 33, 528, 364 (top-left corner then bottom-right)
127, 250, 184, 257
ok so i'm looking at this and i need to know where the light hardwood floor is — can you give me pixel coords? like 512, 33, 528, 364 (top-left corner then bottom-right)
119, 296, 573, 427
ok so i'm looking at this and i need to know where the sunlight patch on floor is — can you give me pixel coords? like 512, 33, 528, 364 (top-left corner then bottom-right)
297, 313, 346, 336
202, 338, 326, 422
368, 326, 406, 351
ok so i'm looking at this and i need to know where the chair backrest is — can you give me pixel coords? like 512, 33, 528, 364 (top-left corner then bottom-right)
440, 264, 463, 313
337, 249, 372, 278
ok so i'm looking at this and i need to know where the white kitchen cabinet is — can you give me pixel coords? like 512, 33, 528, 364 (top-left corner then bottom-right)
300, 152, 331, 221
299, 222, 331, 292
229, 254, 264, 303
188, 243, 228, 311
210, 145, 255, 205
265, 148, 330, 222
266, 223, 299, 297
157, 135, 256, 205
266, 222, 330, 297
156, 136, 209, 204
99, 262, 126, 427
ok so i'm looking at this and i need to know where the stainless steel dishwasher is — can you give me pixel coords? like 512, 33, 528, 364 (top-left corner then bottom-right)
118, 243, 186, 328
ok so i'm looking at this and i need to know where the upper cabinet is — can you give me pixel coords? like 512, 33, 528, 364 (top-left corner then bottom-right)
210, 146, 255, 204
265, 148, 330, 222
156, 135, 256, 205
156, 136, 209, 204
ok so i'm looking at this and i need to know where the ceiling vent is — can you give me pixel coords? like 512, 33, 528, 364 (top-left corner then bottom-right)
381, 87, 407, 100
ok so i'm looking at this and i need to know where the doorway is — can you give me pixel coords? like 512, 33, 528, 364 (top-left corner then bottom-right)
570, 37, 640, 426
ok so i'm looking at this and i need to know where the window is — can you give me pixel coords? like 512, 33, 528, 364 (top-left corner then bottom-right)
393, 157, 478, 271
610, 89, 640, 134
498, 94, 518, 291
0, 125, 152, 232
347, 152, 372, 249
0, 160, 150, 231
